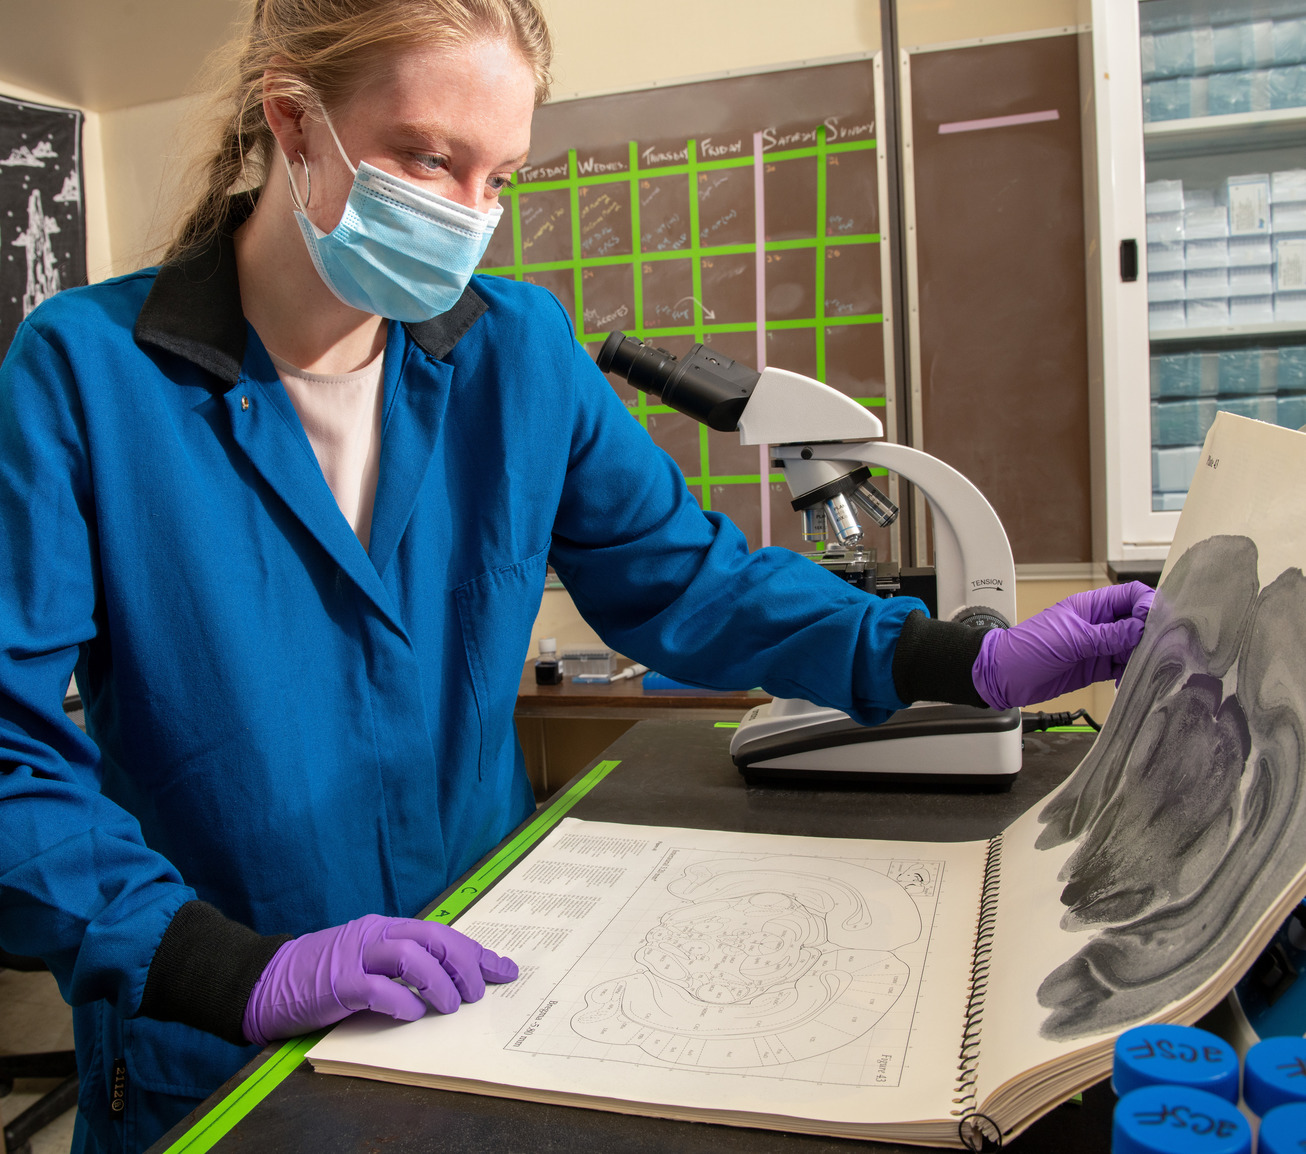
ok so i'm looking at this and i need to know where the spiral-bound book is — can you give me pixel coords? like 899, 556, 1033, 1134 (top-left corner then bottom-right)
309, 414, 1306, 1146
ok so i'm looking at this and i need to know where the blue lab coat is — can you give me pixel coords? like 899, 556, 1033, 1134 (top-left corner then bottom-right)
0, 245, 918, 1152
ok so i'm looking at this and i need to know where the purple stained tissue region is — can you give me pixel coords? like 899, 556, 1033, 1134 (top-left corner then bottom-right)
1034, 534, 1306, 1040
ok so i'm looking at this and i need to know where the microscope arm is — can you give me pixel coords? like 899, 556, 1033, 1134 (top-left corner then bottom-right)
595, 338, 1016, 627
774, 441, 1017, 626
595, 333, 1024, 776
733, 365, 1015, 625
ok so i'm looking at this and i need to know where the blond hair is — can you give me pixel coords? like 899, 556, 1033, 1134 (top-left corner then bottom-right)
166, 0, 551, 262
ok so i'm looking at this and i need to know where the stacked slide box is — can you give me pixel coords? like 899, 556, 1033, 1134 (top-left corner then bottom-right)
1150, 344, 1306, 510
1142, 13, 1306, 122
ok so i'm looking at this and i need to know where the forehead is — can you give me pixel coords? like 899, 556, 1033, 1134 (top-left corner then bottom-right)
350, 37, 535, 151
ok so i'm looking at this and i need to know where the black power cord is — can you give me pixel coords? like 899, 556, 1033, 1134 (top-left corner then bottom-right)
1021, 709, 1101, 734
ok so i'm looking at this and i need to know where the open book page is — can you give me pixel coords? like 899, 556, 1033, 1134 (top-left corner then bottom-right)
309, 818, 989, 1131
976, 414, 1306, 1123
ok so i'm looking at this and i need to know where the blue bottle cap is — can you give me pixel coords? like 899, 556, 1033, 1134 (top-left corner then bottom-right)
1112, 1025, 1240, 1102
1112, 1086, 1251, 1154
1258, 1102, 1306, 1154
1244, 1036, 1306, 1116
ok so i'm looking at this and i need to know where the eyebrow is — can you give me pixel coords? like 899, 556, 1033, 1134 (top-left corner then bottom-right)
391, 121, 529, 168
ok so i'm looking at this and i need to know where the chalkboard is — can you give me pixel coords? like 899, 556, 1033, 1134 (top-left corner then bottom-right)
908, 36, 1092, 565
0, 94, 85, 359
478, 60, 889, 556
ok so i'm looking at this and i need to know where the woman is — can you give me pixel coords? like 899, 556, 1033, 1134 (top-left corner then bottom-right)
0, 2, 1151, 1151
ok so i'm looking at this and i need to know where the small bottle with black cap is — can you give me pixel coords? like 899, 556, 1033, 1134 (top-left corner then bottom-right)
534, 637, 563, 686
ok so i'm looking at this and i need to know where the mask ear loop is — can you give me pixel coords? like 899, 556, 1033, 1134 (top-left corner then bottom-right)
279, 106, 352, 216
320, 110, 358, 175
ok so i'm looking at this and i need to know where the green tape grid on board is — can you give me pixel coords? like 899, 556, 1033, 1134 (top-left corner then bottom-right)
814, 123, 828, 383
571, 314, 881, 341
509, 182, 524, 282
500, 136, 877, 195
683, 137, 711, 513
487, 130, 885, 513
568, 148, 584, 341
482, 235, 880, 280
160, 759, 624, 1154
627, 139, 649, 429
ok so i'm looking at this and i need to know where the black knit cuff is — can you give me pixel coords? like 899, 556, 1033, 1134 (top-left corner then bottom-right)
139, 900, 291, 1046
890, 609, 990, 709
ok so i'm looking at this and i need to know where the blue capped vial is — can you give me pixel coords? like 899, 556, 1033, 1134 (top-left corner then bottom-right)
1244, 1036, 1306, 1117
1258, 1101, 1306, 1154
1112, 1025, 1240, 1102
1112, 1086, 1251, 1154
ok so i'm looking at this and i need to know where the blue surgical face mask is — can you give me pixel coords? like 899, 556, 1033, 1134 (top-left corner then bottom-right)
282, 113, 503, 322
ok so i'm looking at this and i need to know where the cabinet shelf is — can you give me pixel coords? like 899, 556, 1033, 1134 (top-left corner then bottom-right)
1150, 318, 1306, 344
1092, 0, 1306, 562
1144, 108, 1306, 159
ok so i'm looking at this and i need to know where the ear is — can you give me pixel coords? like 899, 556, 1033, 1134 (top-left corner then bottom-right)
262, 70, 308, 160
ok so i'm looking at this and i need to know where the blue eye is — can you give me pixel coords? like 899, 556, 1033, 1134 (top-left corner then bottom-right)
415, 154, 448, 172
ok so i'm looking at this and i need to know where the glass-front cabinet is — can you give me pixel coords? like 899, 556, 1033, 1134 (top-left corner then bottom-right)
1089, 0, 1306, 564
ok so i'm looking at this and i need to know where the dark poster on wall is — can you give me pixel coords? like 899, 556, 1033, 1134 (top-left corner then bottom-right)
0, 94, 86, 360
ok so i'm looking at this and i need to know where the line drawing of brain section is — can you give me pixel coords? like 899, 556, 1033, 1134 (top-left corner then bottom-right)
571, 855, 924, 1068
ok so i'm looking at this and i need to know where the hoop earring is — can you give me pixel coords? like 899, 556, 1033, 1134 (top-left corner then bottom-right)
294, 150, 312, 210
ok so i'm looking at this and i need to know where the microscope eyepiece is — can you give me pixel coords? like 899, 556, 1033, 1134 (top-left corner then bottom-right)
596, 333, 679, 395
597, 331, 760, 433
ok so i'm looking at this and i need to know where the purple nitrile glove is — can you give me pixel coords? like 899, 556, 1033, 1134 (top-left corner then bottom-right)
971, 581, 1155, 711
241, 913, 518, 1046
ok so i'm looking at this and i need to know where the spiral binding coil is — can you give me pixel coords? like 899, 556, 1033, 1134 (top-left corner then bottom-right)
951, 832, 1004, 1130
957, 1112, 1003, 1151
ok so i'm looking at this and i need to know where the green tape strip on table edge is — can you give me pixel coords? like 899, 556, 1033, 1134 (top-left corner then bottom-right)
161, 757, 624, 1154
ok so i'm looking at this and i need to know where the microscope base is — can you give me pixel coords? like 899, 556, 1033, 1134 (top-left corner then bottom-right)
731, 700, 1022, 788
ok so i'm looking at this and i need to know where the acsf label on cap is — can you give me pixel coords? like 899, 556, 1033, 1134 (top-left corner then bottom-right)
1112, 1085, 1251, 1154
1113, 1025, 1240, 1102
1244, 1036, 1306, 1116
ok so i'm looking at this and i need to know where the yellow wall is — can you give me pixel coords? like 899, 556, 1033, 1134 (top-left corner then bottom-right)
528, 0, 1108, 722
542, 0, 880, 99
99, 95, 202, 274
7, 0, 1107, 715
898, 0, 1082, 49
3, 0, 1091, 278
82, 0, 1087, 273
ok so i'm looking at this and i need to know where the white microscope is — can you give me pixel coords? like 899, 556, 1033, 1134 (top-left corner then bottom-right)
597, 333, 1022, 788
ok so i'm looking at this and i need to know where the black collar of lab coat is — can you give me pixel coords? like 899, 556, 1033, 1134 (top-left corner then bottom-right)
134, 192, 488, 390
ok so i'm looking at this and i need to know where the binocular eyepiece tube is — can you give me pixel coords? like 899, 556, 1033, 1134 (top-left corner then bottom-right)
597, 332, 760, 433
598, 331, 900, 547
